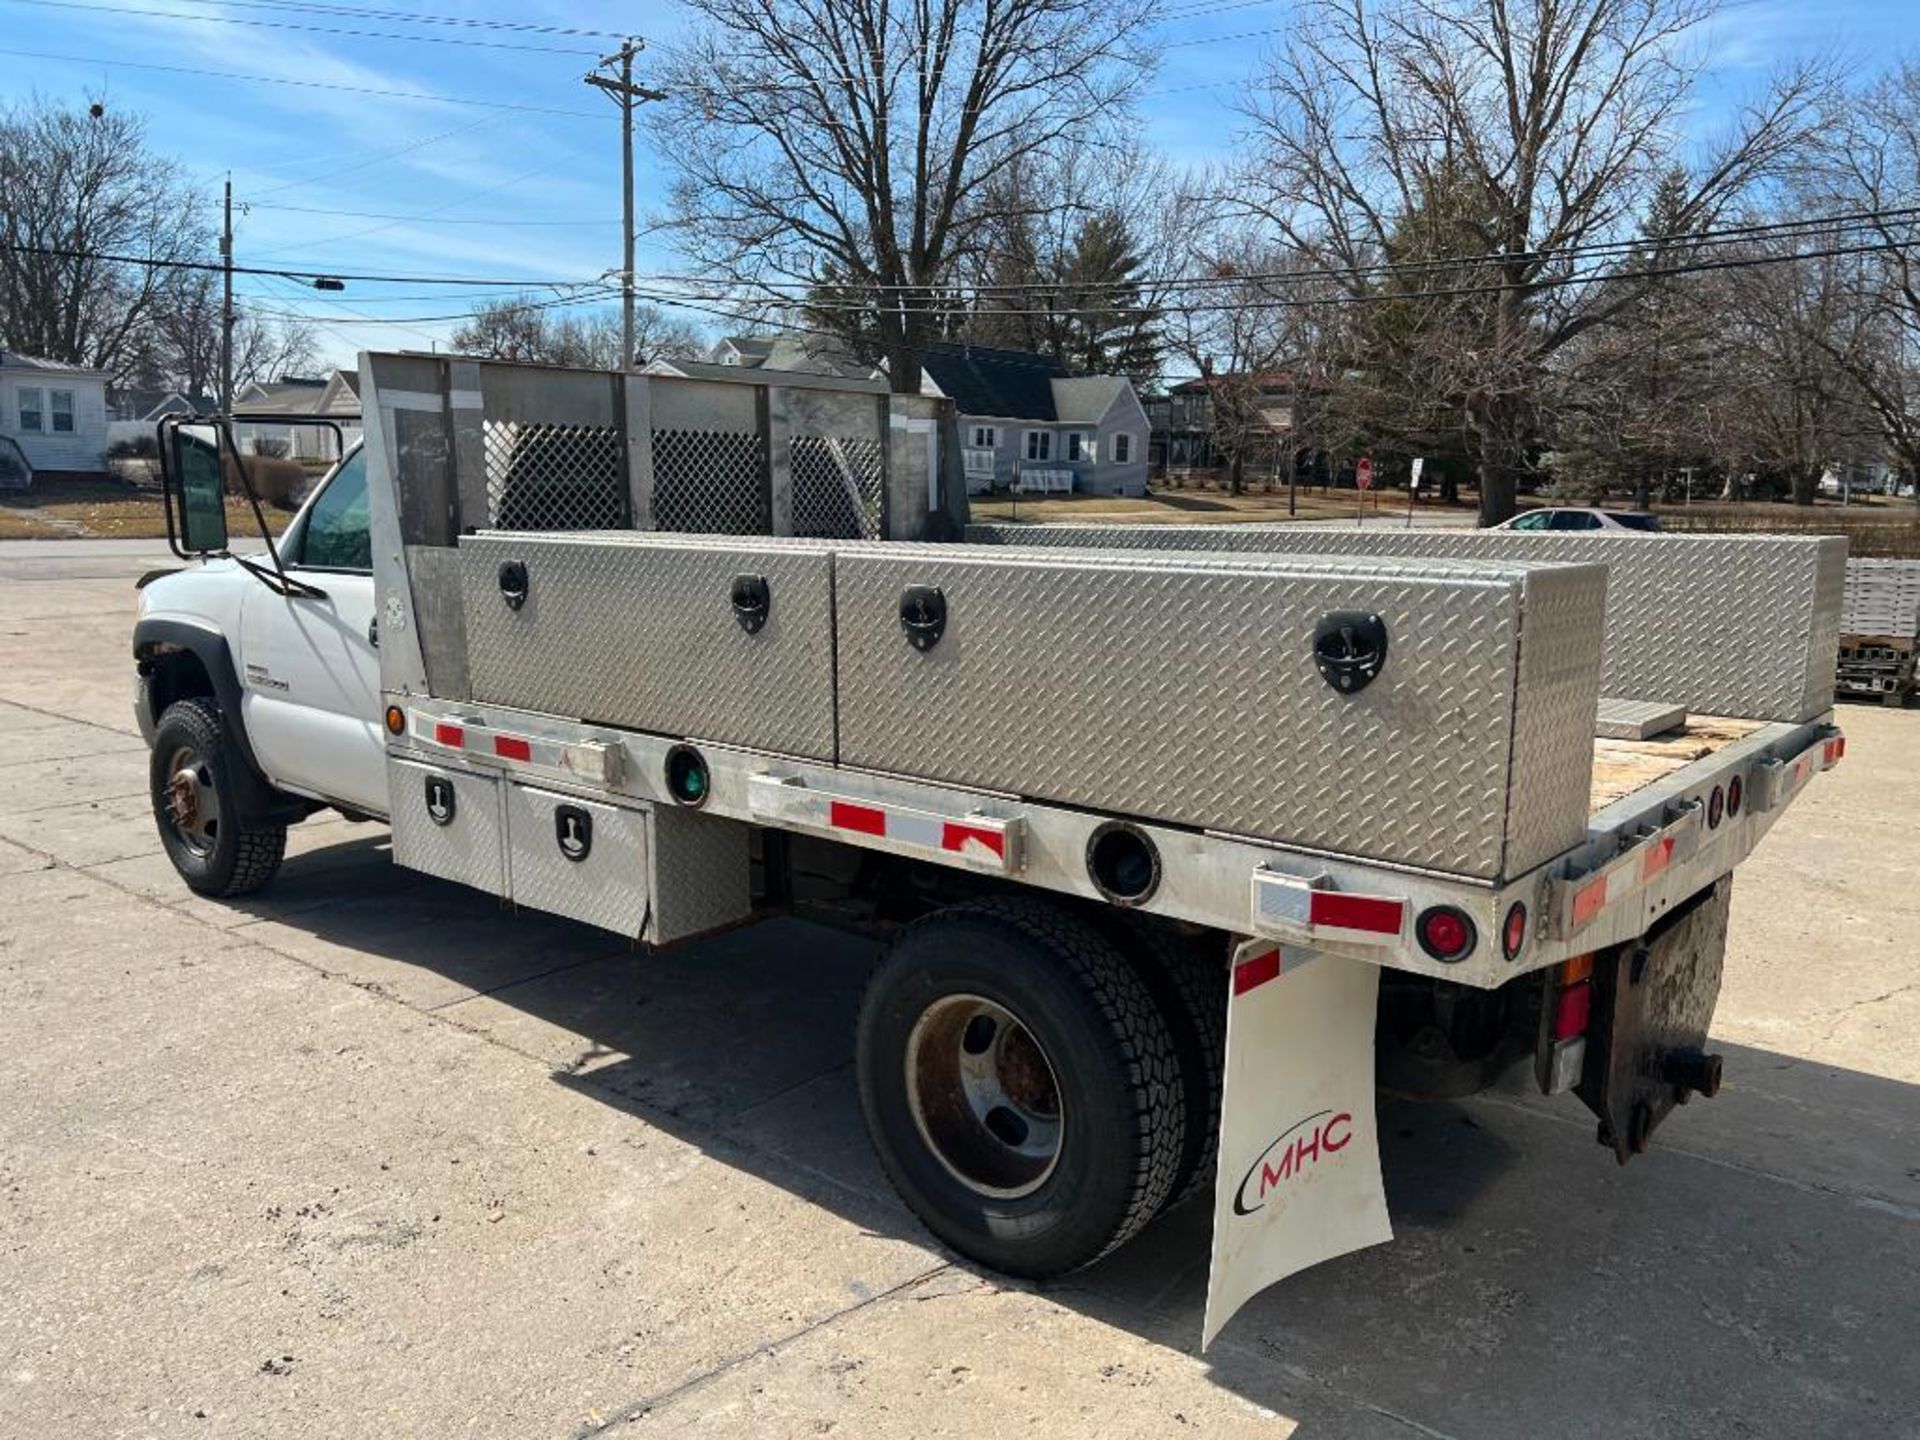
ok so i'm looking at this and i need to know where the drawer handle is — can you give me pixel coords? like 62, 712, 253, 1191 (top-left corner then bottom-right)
1312, 611, 1388, 695
555, 804, 593, 862
899, 584, 947, 652
730, 573, 771, 635
424, 775, 456, 827
499, 559, 530, 611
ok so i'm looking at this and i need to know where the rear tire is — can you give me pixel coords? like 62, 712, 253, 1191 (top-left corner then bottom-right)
150, 697, 286, 897
1094, 913, 1227, 1209
855, 897, 1184, 1276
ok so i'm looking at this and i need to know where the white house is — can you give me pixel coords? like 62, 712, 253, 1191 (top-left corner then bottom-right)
660, 337, 1150, 497
236, 369, 363, 461
0, 352, 110, 479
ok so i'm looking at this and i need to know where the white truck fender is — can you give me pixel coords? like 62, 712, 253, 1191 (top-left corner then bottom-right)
1204, 941, 1393, 1348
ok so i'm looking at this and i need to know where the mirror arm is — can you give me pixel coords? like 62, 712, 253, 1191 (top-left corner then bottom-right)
231, 553, 326, 599
223, 432, 306, 593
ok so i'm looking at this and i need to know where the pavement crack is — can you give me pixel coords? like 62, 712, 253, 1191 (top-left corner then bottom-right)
568, 1262, 953, 1438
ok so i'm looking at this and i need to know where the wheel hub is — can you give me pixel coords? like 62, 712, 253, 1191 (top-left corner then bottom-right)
905, 995, 1063, 1199
162, 748, 218, 854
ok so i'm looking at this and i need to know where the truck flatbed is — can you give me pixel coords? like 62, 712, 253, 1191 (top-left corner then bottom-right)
1590, 716, 1765, 811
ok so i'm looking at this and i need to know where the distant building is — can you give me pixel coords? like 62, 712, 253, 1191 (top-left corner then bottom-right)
1145, 371, 1322, 479
0, 352, 110, 478
236, 370, 362, 461
655, 336, 1151, 497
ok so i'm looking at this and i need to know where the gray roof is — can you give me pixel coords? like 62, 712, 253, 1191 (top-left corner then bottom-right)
0, 351, 105, 376
1049, 375, 1131, 424
715, 333, 873, 380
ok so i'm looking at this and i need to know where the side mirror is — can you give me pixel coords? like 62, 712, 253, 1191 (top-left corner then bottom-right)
168, 423, 229, 554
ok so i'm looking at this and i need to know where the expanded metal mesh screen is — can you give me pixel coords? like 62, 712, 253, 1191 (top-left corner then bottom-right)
483, 420, 626, 531
651, 428, 766, 534
791, 434, 884, 539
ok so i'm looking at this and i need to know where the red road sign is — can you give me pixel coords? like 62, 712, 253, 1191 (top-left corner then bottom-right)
1356, 457, 1374, 490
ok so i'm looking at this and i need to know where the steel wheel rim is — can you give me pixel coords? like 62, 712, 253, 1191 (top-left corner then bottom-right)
162, 743, 220, 857
904, 993, 1064, 1199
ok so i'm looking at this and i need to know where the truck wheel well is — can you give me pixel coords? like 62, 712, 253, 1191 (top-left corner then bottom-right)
139, 645, 216, 723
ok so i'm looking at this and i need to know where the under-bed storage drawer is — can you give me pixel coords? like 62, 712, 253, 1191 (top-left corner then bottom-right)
505, 783, 651, 936
389, 756, 506, 894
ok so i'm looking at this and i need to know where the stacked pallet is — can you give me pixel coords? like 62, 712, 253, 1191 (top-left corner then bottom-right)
1839, 558, 1920, 703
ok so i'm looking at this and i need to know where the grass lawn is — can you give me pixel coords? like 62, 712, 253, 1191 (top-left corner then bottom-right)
0, 477, 292, 541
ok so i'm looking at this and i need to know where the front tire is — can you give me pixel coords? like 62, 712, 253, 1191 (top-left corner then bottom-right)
855, 898, 1184, 1276
149, 697, 286, 897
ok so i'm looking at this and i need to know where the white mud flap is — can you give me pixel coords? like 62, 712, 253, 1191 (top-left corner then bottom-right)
1202, 940, 1392, 1348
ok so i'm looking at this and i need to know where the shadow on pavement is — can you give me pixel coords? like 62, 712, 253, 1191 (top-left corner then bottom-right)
232, 828, 1920, 1439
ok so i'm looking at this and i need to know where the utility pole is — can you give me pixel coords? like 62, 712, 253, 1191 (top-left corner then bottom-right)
220, 174, 235, 412
586, 39, 666, 371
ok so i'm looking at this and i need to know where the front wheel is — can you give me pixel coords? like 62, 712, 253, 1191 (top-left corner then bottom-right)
855, 898, 1185, 1276
149, 697, 286, 897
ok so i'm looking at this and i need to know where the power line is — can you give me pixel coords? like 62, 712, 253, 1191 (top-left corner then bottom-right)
0, 48, 609, 119
88, 0, 627, 39
598, 205, 1920, 300
0, 240, 605, 288
247, 201, 616, 226
242, 117, 495, 190
0, 0, 601, 53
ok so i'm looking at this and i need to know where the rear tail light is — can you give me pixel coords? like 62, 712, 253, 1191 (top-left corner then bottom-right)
1726, 773, 1742, 817
1551, 953, 1594, 1041
1415, 905, 1477, 963
1707, 784, 1725, 829
1502, 901, 1527, 962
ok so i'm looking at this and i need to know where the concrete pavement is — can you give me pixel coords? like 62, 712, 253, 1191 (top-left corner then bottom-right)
0, 541, 1914, 1439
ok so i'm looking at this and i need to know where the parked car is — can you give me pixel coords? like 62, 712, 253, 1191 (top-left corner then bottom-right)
1496, 507, 1663, 533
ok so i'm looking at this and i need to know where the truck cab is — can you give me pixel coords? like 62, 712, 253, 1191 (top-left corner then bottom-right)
135, 442, 385, 892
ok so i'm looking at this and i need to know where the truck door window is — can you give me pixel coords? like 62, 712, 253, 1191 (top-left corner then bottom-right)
296, 450, 372, 572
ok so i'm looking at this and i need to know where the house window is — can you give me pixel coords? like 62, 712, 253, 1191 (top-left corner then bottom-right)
17, 388, 43, 433
1065, 432, 1087, 463
1113, 433, 1134, 464
50, 390, 74, 433
1025, 430, 1052, 462
970, 425, 997, 448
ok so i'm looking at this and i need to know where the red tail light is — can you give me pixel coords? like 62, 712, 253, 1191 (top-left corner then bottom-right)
1415, 905, 1477, 963
1502, 901, 1527, 962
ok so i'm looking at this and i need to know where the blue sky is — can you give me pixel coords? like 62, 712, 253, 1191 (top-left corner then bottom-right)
0, 0, 1911, 369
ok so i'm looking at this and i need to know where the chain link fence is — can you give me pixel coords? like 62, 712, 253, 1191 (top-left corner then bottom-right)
651, 428, 767, 534
483, 420, 626, 531
791, 434, 884, 539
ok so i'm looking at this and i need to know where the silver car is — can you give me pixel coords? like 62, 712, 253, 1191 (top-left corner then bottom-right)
1496, 507, 1663, 533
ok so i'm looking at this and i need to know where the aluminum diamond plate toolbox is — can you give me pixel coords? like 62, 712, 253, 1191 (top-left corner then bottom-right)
835, 548, 1606, 880
968, 525, 1844, 723
461, 532, 837, 760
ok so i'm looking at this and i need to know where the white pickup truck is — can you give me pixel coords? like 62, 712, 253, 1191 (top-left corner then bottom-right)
132, 354, 1845, 1344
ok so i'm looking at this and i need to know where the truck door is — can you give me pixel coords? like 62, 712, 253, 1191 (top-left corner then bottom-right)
236, 448, 387, 815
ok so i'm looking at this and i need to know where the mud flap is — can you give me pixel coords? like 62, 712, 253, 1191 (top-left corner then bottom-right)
1203, 941, 1392, 1349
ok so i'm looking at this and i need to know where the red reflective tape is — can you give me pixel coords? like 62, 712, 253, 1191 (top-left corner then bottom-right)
941, 822, 1005, 860
433, 722, 465, 749
1309, 892, 1404, 935
1640, 835, 1675, 882
1571, 876, 1609, 928
493, 734, 532, 762
1233, 947, 1281, 996
828, 800, 887, 837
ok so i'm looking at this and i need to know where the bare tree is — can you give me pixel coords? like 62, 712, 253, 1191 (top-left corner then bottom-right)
1239, 0, 1826, 522
0, 96, 208, 383
1814, 60, 1920, 499
1160, 207, 1332, 495
142, 267, 315, 397
652, 0, 1157, 393
451, 296, 706, 369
